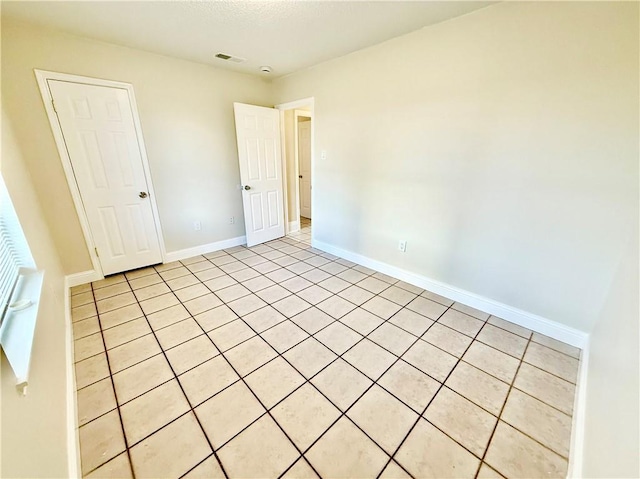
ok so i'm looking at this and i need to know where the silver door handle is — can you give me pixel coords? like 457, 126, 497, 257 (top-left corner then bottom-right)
243, 185, 251, 190
139, 192, 148, 198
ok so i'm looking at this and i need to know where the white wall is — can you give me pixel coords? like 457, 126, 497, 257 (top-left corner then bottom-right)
1, 19, 273, 274
1, 109, 70, 478
582, 229, 639, 478
273, 1, 639, 333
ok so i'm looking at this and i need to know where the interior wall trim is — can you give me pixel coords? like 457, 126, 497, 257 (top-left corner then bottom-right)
313, 239, 589, 348
164, 236, 247, 263
63, 277, 81, 479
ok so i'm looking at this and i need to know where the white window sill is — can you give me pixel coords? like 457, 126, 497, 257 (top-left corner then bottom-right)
0, 269, 44, 394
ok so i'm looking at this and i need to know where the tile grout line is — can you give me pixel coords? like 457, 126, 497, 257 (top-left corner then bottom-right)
82, 283, 136, 479
474, 334, 534, 479
378, 298, 504, 478
74, 288, 580, 411
79, 245, 576, 444
74, 243, 386, 411
148, 265, 327, 479
119, 273, 231, 479
75, 241, 416, 475
73, 230, 578, 478
149, 242, 385, 478
82, 269, 580, 366
199, 245, 465, 476
83, 269, 580, 362
168, 238, 429, 476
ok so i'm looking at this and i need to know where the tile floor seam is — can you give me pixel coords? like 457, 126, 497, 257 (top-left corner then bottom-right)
520, 357, 579, 386
379, 301, 487, 477
228, 310, 397, 476
146, 260, 330, 478
508, 385, 576, 419
477, 340, 575, 464
74, 224, 579, 479
246, 292, 452, 477
119, 274, 230, 479
196, 282, 421, 465
82, 283, 136, 479
482, 321, 533, 341
177, 452, 222, 479
86, 243, 390, 382
85, 307, 573, 449
178, 302, 321, 478
86, 249, 444, 446
475, 334, 532, 478
528, 339, 582, 360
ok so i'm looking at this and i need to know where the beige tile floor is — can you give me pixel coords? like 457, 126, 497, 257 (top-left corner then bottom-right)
286, 217, 311, 246
71, 218, 581, 479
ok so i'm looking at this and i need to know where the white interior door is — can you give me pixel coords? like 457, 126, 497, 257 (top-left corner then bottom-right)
298, 120, 312, 219
233, 103, 285, 247
48, 80, 162, 275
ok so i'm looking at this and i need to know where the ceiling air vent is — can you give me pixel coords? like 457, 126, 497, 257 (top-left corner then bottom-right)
215, 53, 245, 63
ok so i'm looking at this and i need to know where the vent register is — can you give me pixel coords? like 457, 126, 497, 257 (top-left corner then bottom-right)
215, 53, 272, 73
215, 52, 246, 63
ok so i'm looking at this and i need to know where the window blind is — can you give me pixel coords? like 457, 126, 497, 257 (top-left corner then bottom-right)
0, 174, 42, 392
0, 176, 34, 323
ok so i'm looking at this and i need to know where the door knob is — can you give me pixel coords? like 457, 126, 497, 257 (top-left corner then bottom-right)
298, 175, 303, 179
244, 185, 251, 190
139, 192, 148, 198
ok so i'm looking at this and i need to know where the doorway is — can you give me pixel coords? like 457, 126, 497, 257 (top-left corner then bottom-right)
276, 98, 314, 243
297, 114, 312, 221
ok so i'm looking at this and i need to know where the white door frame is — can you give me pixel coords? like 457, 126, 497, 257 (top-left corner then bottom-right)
34, 69, 167, 278
294, 110, 312, 221
275, 97, 314, 234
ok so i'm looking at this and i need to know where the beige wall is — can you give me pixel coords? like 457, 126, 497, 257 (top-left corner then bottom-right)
1, 4, 638, 476
1, 19, 273, 274
1, 110, 70, 477
273, 1, 639, 333
582, 228, 639, 478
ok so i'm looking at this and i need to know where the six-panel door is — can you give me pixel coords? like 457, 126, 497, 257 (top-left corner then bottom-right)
48, 80, 163, 275
233, 103, 285, 247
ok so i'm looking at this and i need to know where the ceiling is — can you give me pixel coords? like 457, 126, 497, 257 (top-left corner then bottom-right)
2, 1, 494, 78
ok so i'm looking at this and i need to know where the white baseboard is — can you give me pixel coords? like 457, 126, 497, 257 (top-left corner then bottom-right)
63, 278, 80, 479
313, 240, 589, 349
65, 270, 102, 288
64, 236, 248, 286
567, 342, 590, 478
164, 236, 247, 263
312, 238, 592, 474
288, 221, 300, 233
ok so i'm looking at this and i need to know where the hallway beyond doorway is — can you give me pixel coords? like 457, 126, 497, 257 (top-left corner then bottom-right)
287, 218, 311, 245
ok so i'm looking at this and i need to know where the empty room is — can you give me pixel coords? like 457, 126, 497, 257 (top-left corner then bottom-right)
1, 1, 638, 478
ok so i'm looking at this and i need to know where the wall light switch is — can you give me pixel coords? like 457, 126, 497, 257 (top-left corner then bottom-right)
321, 150, 327, 160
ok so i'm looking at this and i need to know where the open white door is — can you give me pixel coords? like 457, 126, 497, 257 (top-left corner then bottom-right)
47, 80, 163, 275
233, 103, 285, 247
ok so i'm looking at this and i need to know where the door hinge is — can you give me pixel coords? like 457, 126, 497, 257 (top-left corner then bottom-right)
94, 247, 99, 258
51, 99, 57, 113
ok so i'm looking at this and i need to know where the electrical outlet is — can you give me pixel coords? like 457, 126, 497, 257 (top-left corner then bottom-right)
398, 240, 407, 252
193, 221, 201, 231
229, 217, 235, 224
